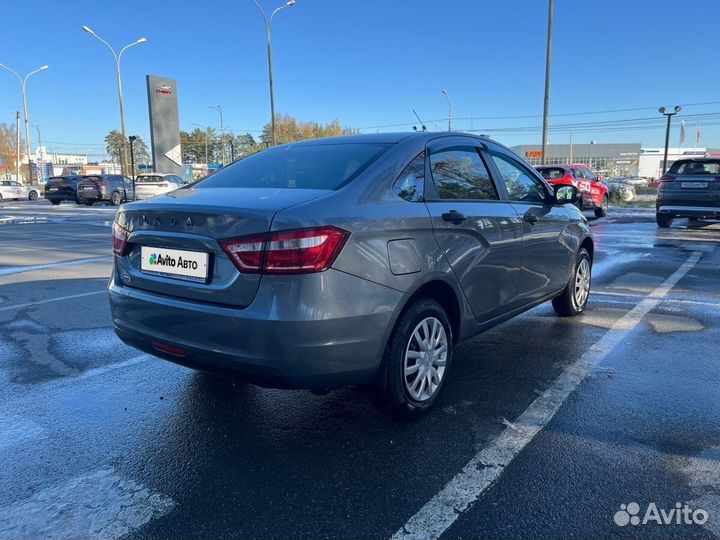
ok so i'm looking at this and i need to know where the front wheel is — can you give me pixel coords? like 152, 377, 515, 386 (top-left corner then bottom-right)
594, 195, 608, 218
371, 298, 453, 418
552, 248, 591, 317
28, 190, 39, 201
656, 213, 673, 228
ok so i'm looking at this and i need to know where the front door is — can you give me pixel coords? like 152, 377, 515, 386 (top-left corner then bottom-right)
485, 147, 575, 303
423, 138, 524, 323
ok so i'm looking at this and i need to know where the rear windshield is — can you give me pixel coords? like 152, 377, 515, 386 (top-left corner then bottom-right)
48, 177, 79, 185
136, 175, 163, 183
196, 143, 390, 190
668, 160, 720, 175
537, 167, 567, 180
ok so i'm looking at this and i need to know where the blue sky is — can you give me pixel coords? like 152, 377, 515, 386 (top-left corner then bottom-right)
2, 0, 720, 158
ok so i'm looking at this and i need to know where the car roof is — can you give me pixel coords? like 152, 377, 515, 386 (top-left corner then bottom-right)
536, 164, 571, 170
275, 132, 493, 147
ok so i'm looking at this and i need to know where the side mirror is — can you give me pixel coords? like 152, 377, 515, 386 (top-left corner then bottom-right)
554, 184, 580, 205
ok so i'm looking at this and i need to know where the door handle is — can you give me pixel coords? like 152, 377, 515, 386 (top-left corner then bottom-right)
523, 213, 539, 224
442, 210, 467, 224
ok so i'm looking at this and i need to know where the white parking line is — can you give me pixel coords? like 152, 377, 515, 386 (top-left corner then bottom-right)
392, 251, 703, 540
0, 468, 174, 539
0, 290, 107, 312
591, 289, 720, 308
0, 256, 111, 277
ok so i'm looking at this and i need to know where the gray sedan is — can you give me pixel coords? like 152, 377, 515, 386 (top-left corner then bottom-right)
109, 133, 593, 417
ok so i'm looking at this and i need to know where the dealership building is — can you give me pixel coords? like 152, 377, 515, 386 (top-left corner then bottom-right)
510, 143, 642, 177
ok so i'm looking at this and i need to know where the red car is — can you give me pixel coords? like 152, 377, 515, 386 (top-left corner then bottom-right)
535, 164, 609, 218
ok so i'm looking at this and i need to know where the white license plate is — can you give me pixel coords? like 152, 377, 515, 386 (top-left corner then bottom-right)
682, 181, 708, 189
140, 246, 209, 282
47, 187, 58, 191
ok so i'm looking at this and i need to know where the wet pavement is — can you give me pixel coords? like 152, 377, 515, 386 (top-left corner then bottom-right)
0, 200, 718, 539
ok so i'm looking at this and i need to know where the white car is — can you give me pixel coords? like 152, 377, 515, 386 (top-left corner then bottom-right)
0, 180, 41, 201
133, 174, 188, 200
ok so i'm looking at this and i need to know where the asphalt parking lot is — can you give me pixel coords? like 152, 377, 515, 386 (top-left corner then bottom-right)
0, 200, 718, 540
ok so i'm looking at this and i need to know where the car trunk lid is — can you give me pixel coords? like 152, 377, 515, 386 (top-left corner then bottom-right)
115, 187, 331, 307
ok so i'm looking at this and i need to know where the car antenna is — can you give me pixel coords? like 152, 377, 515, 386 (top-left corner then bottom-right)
412, 109, 427, 132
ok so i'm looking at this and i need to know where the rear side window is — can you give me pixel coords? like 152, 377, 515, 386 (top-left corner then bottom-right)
429, 146, 498, 200
197, 143, 390, 190
393, 153, 424, 202
538, 167, 566, 179
669, 160, 720, 175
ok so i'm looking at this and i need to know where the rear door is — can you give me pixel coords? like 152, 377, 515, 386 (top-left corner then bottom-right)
486, 145, 575, 303
423, 137, 523, 322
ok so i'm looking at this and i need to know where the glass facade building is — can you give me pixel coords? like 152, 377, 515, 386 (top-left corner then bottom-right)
510, 143, 641, 177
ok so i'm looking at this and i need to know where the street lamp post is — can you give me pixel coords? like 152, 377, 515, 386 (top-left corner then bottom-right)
129, 135, 137, 201
541, 0, 554, 165
209, 105, 225, 166
192, 123, 209, 165
82, 25, 146, 177
659, 106, 681, 175
0, 63, 49, 183
442, 90, 452, 131
250, 0, 296, 146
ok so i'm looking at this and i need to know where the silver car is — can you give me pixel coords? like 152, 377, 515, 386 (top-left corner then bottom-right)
109, 133, 593, 417
134, 173, 188, 200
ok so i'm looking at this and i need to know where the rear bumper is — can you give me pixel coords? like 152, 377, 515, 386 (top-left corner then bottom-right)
657, 204, 720, 219
108, 267, 405, 389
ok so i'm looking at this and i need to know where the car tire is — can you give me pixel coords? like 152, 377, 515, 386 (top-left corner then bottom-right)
594, 195, 608, 218
371, 298, 453, 418
552, 247, 591, 317
50, 199, 61, 205
656, 213, 673, 228
84, 200, 94, 206
111, 191, 122, 206
28, 190, 39, 201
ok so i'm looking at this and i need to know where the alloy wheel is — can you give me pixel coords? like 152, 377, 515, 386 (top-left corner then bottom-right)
574, 258, 591, 308
403, 317, 448, 402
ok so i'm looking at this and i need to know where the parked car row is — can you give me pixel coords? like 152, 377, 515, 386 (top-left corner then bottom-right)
0, 180, 42, 202
44, 174, 188, 206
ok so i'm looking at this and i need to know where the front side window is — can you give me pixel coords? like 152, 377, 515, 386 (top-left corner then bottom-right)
393, 153, 424, 202
490, 151, 547, 203
429, 146, 498, 200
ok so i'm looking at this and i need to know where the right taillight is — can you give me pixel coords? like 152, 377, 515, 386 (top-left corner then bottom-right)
220, 226, 350, 275
112, 221, 129, 256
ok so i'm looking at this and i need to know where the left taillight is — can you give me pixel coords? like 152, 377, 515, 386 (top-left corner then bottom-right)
112, 221, 129, 256
220, 226, 350, 275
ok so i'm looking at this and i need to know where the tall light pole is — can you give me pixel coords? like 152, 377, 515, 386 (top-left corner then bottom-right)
540, 0, 554, 165
82, 25, 147, 177
250, 0, 297, 146
192, 122, 209, 165
659, 106, 681, 175
209, 105, 225, 166
442, 90, 452, 131
32, 124, 42, 153
0, 63, 48, 183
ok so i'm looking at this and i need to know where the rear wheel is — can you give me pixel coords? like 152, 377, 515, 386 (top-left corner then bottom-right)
594, 195, 608, 218
111, 191, 122, 206
552, 248, 591, 317
371, 298, 453, 418
656, 213, 673, 228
